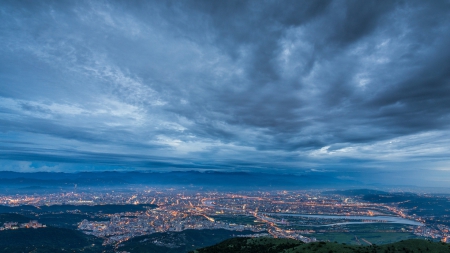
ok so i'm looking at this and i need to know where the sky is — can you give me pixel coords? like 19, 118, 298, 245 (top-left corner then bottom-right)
1, 0, 450, 186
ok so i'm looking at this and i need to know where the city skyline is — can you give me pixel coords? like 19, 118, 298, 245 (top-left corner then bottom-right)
1, 0, 450, 187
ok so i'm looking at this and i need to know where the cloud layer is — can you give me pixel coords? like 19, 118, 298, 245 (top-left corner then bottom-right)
1, 0, 450, 186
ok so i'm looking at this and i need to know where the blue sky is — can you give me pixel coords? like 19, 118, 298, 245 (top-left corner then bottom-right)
1, 0, 450, 186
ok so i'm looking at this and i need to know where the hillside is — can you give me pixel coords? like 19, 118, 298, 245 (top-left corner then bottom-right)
0, 226, 104, 253
117, 229, 265, 253
190, 237, 450, 253
0, 213, 33, 225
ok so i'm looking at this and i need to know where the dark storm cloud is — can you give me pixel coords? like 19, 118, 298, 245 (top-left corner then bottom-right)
157, 0, 450, 150
0, 145, 281, 172
1, 0, 450, 184
178, 0, 332, 79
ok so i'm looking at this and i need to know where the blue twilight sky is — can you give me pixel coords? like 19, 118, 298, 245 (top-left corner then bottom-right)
0, 0, 450, 186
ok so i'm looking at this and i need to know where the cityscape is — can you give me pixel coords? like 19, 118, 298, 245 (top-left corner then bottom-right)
1, 188, 449, 249
1, 0, 450, 252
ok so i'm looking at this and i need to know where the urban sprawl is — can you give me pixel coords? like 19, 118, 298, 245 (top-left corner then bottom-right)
1, 189, 449, 246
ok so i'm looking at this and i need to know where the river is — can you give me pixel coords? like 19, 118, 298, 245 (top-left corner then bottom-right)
263, 213, 424, 226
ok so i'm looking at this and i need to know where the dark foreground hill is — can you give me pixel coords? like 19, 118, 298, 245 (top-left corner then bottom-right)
1, 228, 449, 253
117, 229, 265, 253
189, 237, 450, 253
0, 226, 104, 253
0, 213, 32, 225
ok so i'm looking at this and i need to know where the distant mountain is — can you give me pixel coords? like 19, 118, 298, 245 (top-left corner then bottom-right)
0, 204, 156, 214
323, 189, 389, 196
190, 237, 450, 253
0, 170, 363, 192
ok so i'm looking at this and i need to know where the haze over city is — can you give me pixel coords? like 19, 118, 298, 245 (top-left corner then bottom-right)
1, 0, 450, 187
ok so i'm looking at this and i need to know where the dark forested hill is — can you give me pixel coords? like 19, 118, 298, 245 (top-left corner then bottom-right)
0, 213, 32, 225
190, 237, 450, 253
0, 228, 448, 253
0, 226, 104, 253
117, 229, 265, 253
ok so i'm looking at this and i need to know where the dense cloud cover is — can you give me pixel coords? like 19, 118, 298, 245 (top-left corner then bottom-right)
1, 0, 449, 186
